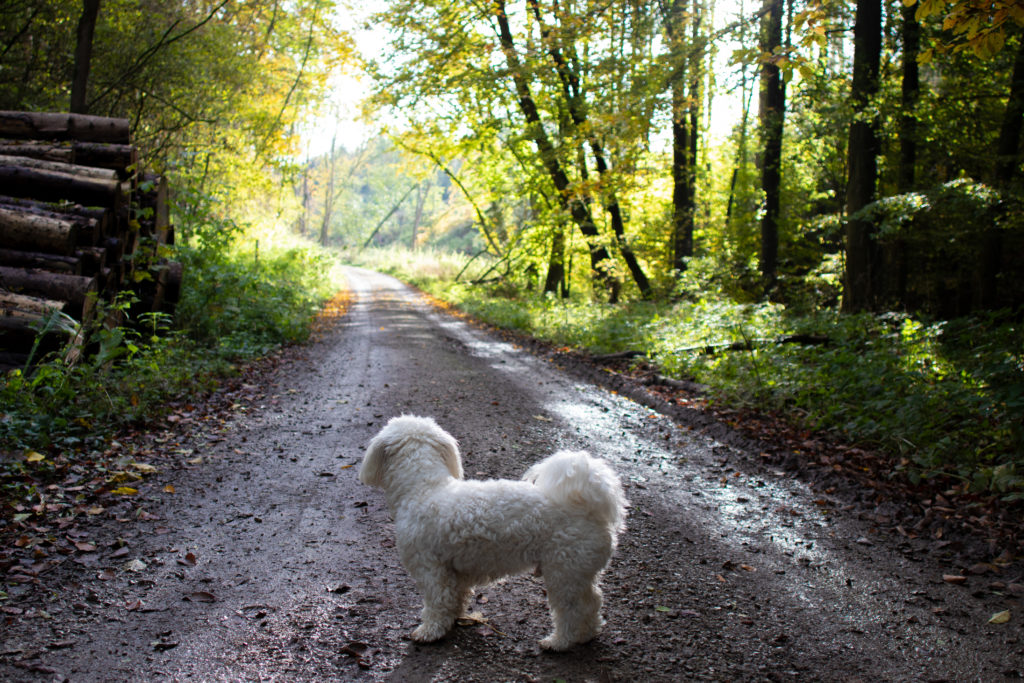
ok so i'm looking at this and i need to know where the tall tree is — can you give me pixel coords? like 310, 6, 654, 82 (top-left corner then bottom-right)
758, 0, 785, 290
492, 0, 619, 300
70, 0, 101, 114
528, 0, 653, 299
897, 2, 920, 192
994, 35, 1024, 185
320, 128, 338, 247
662, 0, 701, 275
842, 0, 882, 312
982, 34, 1024, 306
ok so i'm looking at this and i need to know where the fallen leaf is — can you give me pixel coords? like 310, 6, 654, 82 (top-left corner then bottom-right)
125, 599, 144, 611
943, 575, 968, 585
123, 559, 147, 572
130, 463, 158, 474
163, 484, 175, 494
456, 611, 486, 626
86, 506, 104, 516
655, 605, 672, 612
108, 472, 142, 484
97, 569, 115, 580
187, 457, 203, 465
989, 610, 1011, 624
74, 542, 96, 552
185, 591, 216, 603
111, 486, 138, 496
340, 641, 370, 657
178, 552, 197, 567
25, 451, 46, 463
46, 639, 76, 649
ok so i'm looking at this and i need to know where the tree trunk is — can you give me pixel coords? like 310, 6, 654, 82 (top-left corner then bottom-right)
543, 220, 566, 295
320, 130, 337, 247
898, 3, 920, 192
0, 207, 81, 255
0, 111, 130, 144
0, 266, 97, 318
0, 194, 109, 238
727, 68, 756, 231
0, 153, 118, 181
663, 0, 698, 276
411, 184, 427, 248
70, 141, 137, 175
0, 248, 80, 274
297, 162, 309, 237
983, 34, 1024, 308
758, 0, 785, 291
994, 35, 1024, 185
527, 0, 652, 299
842, 0, 882, 313
492, 0, 617, 300
70, 0, 102, 114
0, 291, 67, 317
0, 165, 122, 208
0, 140, 75, 164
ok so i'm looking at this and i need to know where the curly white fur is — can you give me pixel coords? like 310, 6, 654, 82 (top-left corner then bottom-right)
360, 415, 627, 650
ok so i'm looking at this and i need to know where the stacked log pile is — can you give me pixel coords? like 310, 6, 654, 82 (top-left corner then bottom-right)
0, 111, 181, 371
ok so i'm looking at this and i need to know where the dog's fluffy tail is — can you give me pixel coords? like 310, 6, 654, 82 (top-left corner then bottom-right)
524, 451, 627, 532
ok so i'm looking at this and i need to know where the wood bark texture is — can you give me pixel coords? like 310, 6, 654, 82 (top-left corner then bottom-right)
0, 110, 181, 367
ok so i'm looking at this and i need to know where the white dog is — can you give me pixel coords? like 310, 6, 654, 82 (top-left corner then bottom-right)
359, 415, 627, 651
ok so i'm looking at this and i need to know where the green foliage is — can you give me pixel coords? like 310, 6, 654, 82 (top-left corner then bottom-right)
0, 0, 349, 164
1, 229, 339, 469
377, 249, 1023, 496
175, 242, 336, 356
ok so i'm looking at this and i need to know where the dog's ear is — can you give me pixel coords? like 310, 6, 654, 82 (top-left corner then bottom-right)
436, 430, 463, 480
360, 434, 389, 487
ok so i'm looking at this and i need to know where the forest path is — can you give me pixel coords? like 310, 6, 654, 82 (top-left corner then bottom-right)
1, 267, 1020, 681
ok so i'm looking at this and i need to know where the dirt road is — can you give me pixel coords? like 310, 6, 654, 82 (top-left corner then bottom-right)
2, 267, 1021, 681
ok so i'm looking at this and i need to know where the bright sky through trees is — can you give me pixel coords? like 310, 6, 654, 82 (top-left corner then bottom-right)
299, 0, 747, 158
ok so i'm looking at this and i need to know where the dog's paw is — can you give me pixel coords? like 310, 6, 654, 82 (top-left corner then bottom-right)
539, 634, 572, 652
410, 622, 448, 643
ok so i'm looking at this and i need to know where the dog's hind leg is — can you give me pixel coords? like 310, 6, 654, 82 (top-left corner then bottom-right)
409, 569, 470, 643
539, 573, 605, 651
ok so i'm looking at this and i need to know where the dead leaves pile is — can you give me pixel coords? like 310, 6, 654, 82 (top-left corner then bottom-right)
1, 346, 289, 598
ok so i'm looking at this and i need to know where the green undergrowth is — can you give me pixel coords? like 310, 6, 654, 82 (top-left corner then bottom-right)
356, 246, 1024, 498
1, 241, 340, 500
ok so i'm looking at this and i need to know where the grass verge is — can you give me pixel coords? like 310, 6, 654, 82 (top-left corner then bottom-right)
351, 246, 1024, 498
1, 242, 343, 506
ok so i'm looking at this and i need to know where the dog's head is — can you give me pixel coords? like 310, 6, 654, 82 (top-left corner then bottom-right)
359, 415, 463, 489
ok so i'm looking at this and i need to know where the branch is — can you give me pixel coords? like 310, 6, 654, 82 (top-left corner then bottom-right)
87, 0, 231, 112
392, 137, 502, 255
257, 0, 322, 157
361, 183, 419, 249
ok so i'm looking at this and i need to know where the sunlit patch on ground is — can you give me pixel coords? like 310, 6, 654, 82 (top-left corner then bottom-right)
310, 287, 354, 338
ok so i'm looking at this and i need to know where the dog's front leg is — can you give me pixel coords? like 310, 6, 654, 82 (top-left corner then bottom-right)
409, 569, 469, 643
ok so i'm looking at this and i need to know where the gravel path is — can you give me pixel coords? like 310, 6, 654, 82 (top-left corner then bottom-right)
1, 266, 1020, 681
